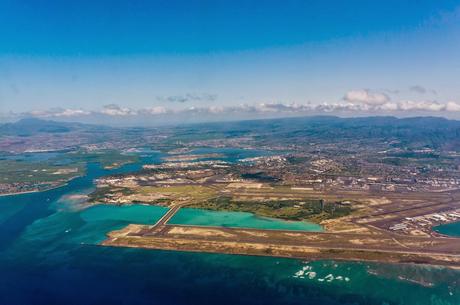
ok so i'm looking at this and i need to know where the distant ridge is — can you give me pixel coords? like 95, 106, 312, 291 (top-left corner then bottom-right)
0, 117, 107, 136
1, 116, 459, 151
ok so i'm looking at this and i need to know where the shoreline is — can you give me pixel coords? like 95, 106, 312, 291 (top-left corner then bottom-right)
102, 233, 460, 269
101, 241, 460, 270
101, 223, 460, 269
0, 175, 83, 197
0, 185, 66, 197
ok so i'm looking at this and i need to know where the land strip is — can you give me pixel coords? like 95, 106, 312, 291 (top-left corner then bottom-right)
101, 187, 460, 266
103, 223, 460, 267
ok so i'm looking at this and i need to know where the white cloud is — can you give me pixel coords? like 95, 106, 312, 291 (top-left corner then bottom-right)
6, 92, 460, 124
398, 100, 446, 112
100, 104, 137, 116
379, 102, 399, 111
343, 89, 460, 113
157, 93, 218, 103
53, 109, 91, 117
144, 106, 169, 115
23, 108, 90, 118
15, 100, 460, 121
256, 103, 312, 113
343, 89, 390, 105
446, 101, 460, 112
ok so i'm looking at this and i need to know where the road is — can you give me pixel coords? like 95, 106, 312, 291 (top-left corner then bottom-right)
150, 204, 182, 233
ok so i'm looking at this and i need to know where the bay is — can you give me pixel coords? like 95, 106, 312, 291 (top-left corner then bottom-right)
0, 151, 459, 305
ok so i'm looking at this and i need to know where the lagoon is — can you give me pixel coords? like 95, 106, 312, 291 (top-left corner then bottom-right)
170, 208, 323, 231
434, 221, 460, 237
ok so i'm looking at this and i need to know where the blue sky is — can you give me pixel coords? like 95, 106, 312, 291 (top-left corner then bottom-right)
1, 0, 460, 124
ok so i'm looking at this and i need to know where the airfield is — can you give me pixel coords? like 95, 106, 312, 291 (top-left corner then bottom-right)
102, 187, 460, 267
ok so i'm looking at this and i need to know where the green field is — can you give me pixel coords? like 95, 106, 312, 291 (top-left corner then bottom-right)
65, 150, 139, 169
188, 196, 353, 223
0, 159, 85, 185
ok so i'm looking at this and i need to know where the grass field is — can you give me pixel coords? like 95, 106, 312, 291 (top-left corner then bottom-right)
188, 196, 353, 223
65, 150, 139, 169
138, 185, 218, 203
0, 159, 85, 184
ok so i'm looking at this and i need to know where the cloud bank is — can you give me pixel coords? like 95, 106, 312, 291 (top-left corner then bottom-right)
341, 89, 459, 112
344, 89, 390, 105
156, 93, 218, 103
3, 89, 460, 125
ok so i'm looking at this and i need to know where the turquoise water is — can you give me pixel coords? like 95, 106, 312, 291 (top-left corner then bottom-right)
80, 204, 167, 224
79, 204, 168, 242
170, 208, 323, 231
434, 221, 460, 237
0, 151, 459, 304
8, 204, 167, 260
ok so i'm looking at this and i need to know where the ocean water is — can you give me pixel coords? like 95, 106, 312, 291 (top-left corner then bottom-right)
0, 153, 459, 305
186, 147, 275, 163
170, 208, 323, 231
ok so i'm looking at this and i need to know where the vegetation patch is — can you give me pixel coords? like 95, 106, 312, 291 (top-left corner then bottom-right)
188, 196, 353, 223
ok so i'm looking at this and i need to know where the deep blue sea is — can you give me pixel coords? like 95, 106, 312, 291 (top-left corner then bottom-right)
0, 150, 459, 305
